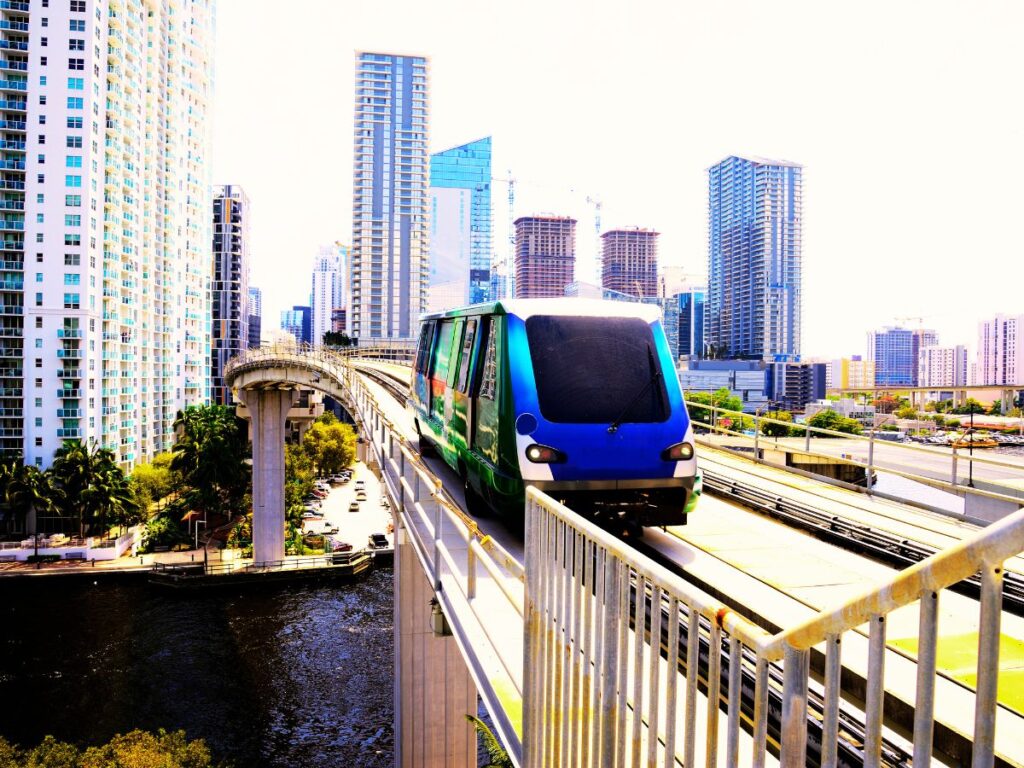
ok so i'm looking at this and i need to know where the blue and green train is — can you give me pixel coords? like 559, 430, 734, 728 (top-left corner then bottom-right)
408, 298, 701, 530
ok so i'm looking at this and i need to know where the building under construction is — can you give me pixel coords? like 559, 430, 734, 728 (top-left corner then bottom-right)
601, 228, 659, 297
514, 216, 577, 298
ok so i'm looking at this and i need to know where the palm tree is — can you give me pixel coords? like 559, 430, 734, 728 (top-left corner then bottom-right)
51, 440, 121, 537
6, 465, 63, 543
172, 405, 250, 520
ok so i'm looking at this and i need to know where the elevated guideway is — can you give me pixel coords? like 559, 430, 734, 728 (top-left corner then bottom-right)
227, 346, 1024, 767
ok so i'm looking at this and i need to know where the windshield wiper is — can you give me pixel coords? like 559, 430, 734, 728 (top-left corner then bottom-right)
607, 345, 662, 434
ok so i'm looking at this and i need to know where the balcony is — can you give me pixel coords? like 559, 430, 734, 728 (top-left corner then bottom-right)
57, 368, 82, 378
56, 409, 82, 418
57, 349, 82, 359
56, 390, 81, 399
57, 428, 82, 439
57, 328, 83, 338
0, 118, 25, 131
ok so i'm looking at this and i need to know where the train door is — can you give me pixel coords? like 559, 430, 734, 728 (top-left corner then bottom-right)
444, 319, 465, 425
413, 320, 436, 411
430, 319, 456, 423
452, 317, 478, 450
472, 316, 500, 465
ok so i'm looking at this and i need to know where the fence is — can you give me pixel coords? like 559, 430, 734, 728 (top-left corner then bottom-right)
523, 486, 1024, 767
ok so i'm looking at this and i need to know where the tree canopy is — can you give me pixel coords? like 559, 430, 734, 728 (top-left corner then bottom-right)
685, 387, 742, 427
171, 405, 250, 519
806, 409, 863, 436
301, 416, 357, 477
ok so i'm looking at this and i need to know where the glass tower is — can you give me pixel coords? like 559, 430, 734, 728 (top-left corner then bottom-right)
429, 137, 492, 308
707, 155, 802, 360
351, 52, 429, 340
211, 185, 250, 406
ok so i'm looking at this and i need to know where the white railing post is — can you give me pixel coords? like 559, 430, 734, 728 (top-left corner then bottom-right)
972, 563, 1004, 768
780, 645, 809, 767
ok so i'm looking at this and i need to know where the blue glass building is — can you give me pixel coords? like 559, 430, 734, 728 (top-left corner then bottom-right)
674, 288, 706, 358
707, 156, 802, 360
869, 327, 938, 386
281, 305, 312, 344
429, 137, 493, 307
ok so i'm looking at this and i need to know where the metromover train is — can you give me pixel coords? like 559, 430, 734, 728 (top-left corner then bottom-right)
408, 298, 701, 531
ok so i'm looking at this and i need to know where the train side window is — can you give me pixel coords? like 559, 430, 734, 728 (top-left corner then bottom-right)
447, 319, 465, 388
455, 318, 477, 393
414, 322, 434, 373
479, 321, 498, 401
432, 320, 455, 380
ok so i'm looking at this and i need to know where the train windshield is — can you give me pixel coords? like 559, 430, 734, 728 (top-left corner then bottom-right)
525, 315, 670, 424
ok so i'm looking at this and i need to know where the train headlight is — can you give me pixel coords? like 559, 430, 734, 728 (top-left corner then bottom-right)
661, 441, 694, 461
525, 444, 566, 464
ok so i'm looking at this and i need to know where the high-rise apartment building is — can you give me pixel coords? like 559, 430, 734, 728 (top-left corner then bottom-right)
2, 0, 214, 469
514, 216, 576, 298
868, 327, 938, 386
248, 286, 262, 348
429, 137, 491, 310
973, 313, 1024, 385
601, 228, 658, 297
311, 243, 346, 345
211, 185, 250, 406
919, 345, 968, 388
351, 52, 429, 340
706, 156, 802, 360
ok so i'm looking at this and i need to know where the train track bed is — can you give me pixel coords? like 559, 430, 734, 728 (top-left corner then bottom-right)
639, 498, 1024, 767
697, 446, 1024, 611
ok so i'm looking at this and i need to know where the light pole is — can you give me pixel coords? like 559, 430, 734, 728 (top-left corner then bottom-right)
967, 408, 975, 488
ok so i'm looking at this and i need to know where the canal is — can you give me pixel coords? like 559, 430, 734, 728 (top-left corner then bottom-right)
0, 568, 395, 767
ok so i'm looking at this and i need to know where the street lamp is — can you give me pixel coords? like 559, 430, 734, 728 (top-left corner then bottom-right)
967, 408, 975, 488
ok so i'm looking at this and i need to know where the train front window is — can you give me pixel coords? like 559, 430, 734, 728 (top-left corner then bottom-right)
525, 315, 670, 424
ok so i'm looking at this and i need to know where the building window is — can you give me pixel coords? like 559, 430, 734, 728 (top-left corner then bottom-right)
34, 378, 42, 388
36, 253, 43, 263
66, 97, 83, 110
35, 438, 43, 448
63, 273, 79, 285
37, 174, 44, 183
68, 39, 85, 51
36, 193, 44, 203
34, 339, 41, 349
39, 115, 46, 124
35, 317, 42, 328
40, 56, 47, 66
68, 58, 84, 70
36, 213, 44, 223
65, 175, 81, 187
34, 359, 41, 369
63, 293, 79, 309
35, 233, 43, 242
35, 272, 42, 282
40, 37, 47, 47
69, 19, 85, 31
67, 117, 82, 129
66, 136, 82, 148
70, 0, 85, 11
67, 77, 84, 90
39, 75, 47, 85
34, 292, 42, 306
65, 194, 81, 207
64, 214, 81, 227
65, 155, 82, 168
39, 95, 46, 106
64, 234, 80, 246
34, 398, 41, 407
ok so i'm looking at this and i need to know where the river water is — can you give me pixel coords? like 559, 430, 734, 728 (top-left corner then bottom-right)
0, 568, 395, 767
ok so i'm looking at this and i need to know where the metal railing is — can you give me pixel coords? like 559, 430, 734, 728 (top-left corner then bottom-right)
347, 362, 528, 765
523, 485, 1024, 767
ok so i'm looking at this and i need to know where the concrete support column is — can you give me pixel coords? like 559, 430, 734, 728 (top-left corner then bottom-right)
395, 520, 477, 768
238, 387, 299, 565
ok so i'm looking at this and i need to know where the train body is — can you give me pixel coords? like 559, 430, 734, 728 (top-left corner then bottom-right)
408, 298, 700, 528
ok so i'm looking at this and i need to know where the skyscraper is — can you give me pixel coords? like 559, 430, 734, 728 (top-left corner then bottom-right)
211, 185, 250, 406
429, 137, 492, 310
351, 52, 429, 339
868, 327, 938, 386
973, 314, 1024, 385
281, 306, 312, 345
674, 288, 706, 359
601, 228, 659, 297
513, 216, 576, 298
248, 286, 262, 348
4, 0, 215, 469
311, 244, 347, 345
919, 345, 969, 388
706, 155, 802, 360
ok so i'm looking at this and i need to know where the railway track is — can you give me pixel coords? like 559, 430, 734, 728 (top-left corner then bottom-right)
701, 467, 1024, 615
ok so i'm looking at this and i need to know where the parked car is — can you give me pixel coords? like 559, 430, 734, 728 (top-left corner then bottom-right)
301, 511, 323, 520
330, 539, 353, 552
356, 493, 368, 502
348, 501, 360, 513
354, 480, 365, 490
368, 533, 389, 550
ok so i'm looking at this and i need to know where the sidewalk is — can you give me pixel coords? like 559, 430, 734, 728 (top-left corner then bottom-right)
0, 546, 222, 577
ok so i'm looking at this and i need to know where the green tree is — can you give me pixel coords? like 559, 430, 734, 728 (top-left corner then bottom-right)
51, 440, 125, 538
301, 420, 357, 476
323, 330, 354, 347
807, 409, 863, 436
894, 405, 918, 420
952, 398, 986, 415
21, 735, 80, 768
5, 465, 63, 537
685, 387, 742, 427
129, 455, 175, 517
760, 410, 794, 437
171, 405, 250, 520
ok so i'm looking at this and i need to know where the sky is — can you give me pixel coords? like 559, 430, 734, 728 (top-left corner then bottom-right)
210, 0, 1024, 359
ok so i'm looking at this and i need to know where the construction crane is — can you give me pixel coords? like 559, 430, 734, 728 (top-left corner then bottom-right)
894, 315, 924, 327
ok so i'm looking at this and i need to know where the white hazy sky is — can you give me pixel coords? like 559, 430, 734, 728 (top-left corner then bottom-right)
211, 0, 1023, 359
